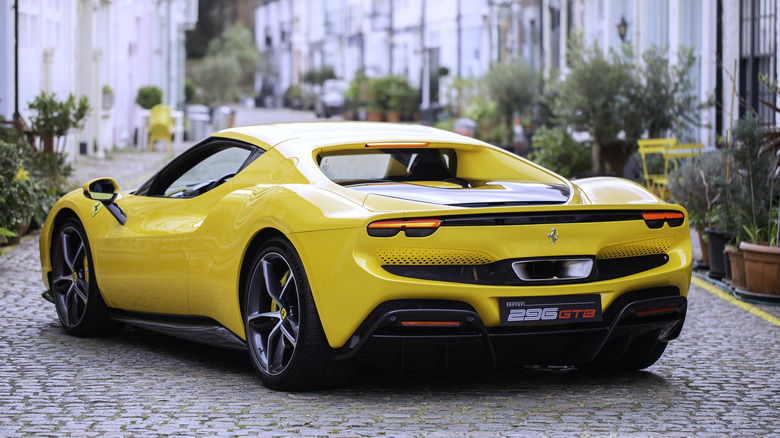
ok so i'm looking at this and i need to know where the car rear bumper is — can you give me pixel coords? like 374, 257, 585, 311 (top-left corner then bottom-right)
334, 287, 686, 370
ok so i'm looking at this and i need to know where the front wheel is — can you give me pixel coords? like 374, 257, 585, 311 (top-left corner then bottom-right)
50, 218, 118, 336
244, 238, 353, 390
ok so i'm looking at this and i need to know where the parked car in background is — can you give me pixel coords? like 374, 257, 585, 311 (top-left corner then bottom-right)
314, 79, 348, 118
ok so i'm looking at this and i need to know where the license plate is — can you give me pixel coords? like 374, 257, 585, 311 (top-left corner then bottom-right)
499, 295, 602, 326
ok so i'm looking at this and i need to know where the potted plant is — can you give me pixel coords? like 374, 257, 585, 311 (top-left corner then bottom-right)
735, 89, 780, 295
366, 77, 390, 122
343, 69, 370, 120
135, 85, 163, 110
28, 92, 90, 155
680, 149, 732, 280
102, 84, 114, 110
667, 152, 726, 269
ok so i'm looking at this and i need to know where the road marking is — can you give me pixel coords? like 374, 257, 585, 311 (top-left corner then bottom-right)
692, 276, 780, 327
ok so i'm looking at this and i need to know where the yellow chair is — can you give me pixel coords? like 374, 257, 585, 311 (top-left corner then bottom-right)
147, 104, 174, 152
638, 138, 677, 190
638, 138, 704, 199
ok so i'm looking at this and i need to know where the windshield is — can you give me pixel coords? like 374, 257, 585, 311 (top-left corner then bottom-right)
317, 149, 457, 184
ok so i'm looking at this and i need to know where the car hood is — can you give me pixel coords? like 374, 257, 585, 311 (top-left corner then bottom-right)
347, 181, 571, 207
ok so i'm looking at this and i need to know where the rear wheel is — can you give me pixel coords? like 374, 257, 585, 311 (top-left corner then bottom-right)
50, 218, 117, 336
244, 238, 353, 390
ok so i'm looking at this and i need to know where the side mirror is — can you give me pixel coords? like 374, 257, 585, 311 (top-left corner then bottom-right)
82, 178, 126, 225
83, 178, 119, 203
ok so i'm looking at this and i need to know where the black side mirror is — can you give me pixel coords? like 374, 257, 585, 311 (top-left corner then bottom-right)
83, 178, 126, 225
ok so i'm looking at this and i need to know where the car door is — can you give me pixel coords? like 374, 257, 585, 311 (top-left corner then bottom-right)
93, 140, 260, 314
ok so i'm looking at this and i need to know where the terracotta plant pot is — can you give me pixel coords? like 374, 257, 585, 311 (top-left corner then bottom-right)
385, 111, 401, 123
366, 111, 384, 122
725, 247, 746, 290
739, 242, 780, 295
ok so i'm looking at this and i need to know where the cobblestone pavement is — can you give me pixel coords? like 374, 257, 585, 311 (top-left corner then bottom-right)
2, 234, 779, 437
2, 111, 779, 436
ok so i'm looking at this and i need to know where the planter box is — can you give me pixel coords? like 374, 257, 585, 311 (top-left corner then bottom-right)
739, 242, 780, 295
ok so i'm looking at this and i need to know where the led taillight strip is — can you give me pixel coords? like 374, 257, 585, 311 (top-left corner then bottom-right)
365, 142, 430, 148
642, 211, 685, 229
367, 219, 442, 237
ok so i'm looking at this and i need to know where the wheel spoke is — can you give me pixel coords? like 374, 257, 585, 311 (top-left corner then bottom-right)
279, 274, 294, 302
247, 311, 280, 332
73, 280, 89, 303
53, 275, 72, 289
73, 242, 85, 270
270, 323, 287, 371
261, 259, 283, 306
61, 232, 75, 272
60, 284, 74, 322
265, 321, 282, 371
65, 284, 80, 325
280, 318, 298, 346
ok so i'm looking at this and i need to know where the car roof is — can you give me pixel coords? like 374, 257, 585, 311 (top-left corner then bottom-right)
212, 122, 484, 151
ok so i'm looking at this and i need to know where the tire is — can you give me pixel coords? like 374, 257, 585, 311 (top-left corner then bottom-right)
244, 238, 354, 390
50, 218, 118, 336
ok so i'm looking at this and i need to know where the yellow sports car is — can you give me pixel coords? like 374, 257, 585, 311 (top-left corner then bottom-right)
40, 122, 691, 390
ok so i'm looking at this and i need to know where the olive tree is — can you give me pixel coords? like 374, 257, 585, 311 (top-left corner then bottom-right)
194, 24, 261, 105
482, 61, 537, 146
552, 36, 641, 174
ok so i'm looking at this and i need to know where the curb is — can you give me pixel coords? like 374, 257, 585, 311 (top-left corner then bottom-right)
691, 273, 780, 327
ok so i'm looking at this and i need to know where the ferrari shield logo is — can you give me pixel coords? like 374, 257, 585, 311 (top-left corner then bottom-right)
91, 201, 103, 217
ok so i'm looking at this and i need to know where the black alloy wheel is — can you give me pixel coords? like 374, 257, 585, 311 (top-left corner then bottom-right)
244, 238, 354, 390
50, 218, 116, 336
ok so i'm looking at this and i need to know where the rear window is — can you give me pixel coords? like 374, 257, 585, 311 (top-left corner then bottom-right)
318, 148, 457, 184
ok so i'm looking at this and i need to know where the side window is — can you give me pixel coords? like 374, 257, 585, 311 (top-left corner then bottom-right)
142, 144, 256, 197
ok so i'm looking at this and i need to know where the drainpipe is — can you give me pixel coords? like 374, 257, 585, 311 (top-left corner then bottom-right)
456, 0, 461, 77
13, 0, 20, 127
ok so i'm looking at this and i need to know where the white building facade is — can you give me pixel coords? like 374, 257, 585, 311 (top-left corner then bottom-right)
0, 0, 197, 158
256, 0, 779, 144
255, 0, 545, 109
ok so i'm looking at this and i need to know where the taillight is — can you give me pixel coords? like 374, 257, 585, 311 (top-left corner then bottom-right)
367, 219, 442, 237
642, 211, 685, 228
365, 142, 430, 148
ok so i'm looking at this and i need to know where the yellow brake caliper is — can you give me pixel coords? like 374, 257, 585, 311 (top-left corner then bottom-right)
271, 271, 290, 320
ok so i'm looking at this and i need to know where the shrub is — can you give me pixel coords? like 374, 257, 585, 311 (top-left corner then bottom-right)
136, 86, 163, 109
528, 126, 591, 178
0, 139, 35, 231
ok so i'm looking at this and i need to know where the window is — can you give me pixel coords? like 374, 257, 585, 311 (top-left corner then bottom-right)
136, 142, 259, 198
318, 149, 457, 184
740, 0, 777, 123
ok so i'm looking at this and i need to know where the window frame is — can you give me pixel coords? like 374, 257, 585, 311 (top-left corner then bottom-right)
134, 138, 263, 198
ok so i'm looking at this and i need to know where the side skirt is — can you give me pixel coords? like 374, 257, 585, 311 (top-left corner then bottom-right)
110, 311, 248, 351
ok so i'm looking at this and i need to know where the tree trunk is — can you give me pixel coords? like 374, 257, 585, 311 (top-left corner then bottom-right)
43, 135, 55, 155
591, 135, 602, 174
503, 115, 513, 147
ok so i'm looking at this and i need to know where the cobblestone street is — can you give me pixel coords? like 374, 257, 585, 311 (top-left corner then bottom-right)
1, 109, 779, 436
1, 232, 779, 437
